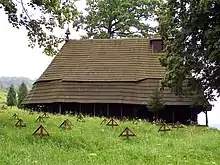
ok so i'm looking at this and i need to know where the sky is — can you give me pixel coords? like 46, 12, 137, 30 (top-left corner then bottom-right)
0, 0, 219, 126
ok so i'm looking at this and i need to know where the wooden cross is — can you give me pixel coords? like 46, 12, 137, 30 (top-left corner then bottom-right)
172, 121, 185, 129
29, 110, 34, 115
15, 119, 26, 128
35, 116, 44, 122
65, 119, 71, 124
12, 113, 19, 120
100, 118, 107, 125
158, 123, 172, 133
42, 112, 49, 118
59, 119, 71, 130
106, 119, 118, 128
119, 127, 136, 140
120, 116, 127, 122
33, 125, 49, 136
77, 114, 85, 122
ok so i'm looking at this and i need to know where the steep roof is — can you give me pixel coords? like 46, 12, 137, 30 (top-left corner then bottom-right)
23, 38, 200, 106
37, 38, 165, 82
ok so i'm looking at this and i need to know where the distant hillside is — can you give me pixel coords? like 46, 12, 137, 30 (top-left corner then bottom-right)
0, 76, 35, 91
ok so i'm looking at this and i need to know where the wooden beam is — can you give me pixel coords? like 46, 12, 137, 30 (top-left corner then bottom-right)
172, 110, 175, 123
120, 107, 123, 118
93, 104, 96, 117
190, 109, 193, 120
107, 104, 109, 117
59, 104, 62, 114
79, 103, 82, 113
205, 111, 208, 126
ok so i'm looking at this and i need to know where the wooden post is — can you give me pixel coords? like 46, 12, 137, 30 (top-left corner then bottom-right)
120, 107, 123, 118
79, 103, 82, 113
205, 111, 208, 126
172, 110, 175, 123
93, 104, 96, 117
107, 104, 109, 117
59, 104, 62, 114
190, 109, 193, 120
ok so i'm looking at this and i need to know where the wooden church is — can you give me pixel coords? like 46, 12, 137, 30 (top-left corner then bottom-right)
22, 32, 210, 124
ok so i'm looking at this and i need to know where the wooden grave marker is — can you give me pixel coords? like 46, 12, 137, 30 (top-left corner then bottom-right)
106, 119, 118, 128
42, 112, 49, 118
15, 119, 26, 128
11, 113, 19, 120
77, 114, 85, 122
33, 125, 49, 136
59, 119, 71, 130
158, 123, 172, 133
65, 119, 71, 124
172, 121, 185, 129
132, 118, 141, 125
29, 110, 34, 115
35, 116, 44, 122
1, 105, 7, 110
120, 116, 127, 122
155, 119, 164, 125
119, 127, 136, 140
100, 118, 107, 125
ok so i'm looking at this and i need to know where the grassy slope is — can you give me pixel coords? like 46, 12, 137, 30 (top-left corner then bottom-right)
0, 108, 220, 165
0, 90, 6, 105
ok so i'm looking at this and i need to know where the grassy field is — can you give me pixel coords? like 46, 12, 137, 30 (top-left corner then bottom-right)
0, 108, 220, 165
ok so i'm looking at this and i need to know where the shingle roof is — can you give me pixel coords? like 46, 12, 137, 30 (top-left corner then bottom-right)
23, 38, 199, 106
23, 79, 195, 105
37, 38, 165, 82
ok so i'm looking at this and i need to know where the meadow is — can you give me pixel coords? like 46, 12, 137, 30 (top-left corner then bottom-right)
0, 107, 220, 165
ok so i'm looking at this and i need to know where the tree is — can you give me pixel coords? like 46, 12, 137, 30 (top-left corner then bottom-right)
78, 0, 161, 39
0, 0, 79, 56
7, 84, 17, 106
17, 82, 28, 109
157, 0, 220, 101
148, 89, 165, 112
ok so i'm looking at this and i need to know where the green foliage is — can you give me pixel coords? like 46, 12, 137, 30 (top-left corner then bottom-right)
17, 82, 28, 109
0, 108, 220, 164
0, 0, 79, 56
148, 89, 165, 112
77, 0, 162, 39
157, 0, 220, 101
6, 84, 17, 106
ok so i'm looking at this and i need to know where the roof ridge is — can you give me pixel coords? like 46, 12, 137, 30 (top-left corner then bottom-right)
68, 37, 152, 42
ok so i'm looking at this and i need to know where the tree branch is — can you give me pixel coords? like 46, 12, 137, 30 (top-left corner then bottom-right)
20, 0, 31, 21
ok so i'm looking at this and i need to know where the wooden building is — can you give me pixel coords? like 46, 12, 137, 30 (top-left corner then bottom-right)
22, 38, 209, 124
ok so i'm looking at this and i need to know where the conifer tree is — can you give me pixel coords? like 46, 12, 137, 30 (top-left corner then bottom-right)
17, 82, 28, 109
148, 89, 165, 120
148, 89, 165, 112
7, 84, 17, 107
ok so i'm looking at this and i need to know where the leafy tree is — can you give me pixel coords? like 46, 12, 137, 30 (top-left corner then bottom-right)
0, 0, 79, 56
157, 0, 220, 101
78, 0, 161, 39
148, 89, 165, 112
17, 82, 28, 109
7, 84, 17, 106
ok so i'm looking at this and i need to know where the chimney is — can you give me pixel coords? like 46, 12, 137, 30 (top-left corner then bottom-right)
150, 38, 164, 53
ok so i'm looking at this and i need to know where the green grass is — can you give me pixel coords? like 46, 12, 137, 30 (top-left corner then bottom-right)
0, 108, 220, 165
0, 89, 6, 105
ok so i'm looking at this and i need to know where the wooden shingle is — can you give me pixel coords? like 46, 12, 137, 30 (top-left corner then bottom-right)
23, 38, 196, 105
